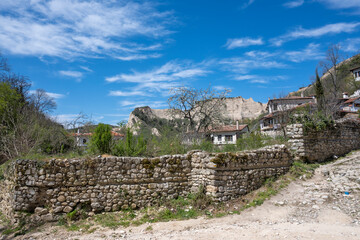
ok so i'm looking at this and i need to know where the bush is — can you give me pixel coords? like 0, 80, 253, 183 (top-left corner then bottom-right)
90, 123, 112, 154
112, 128, 147, 157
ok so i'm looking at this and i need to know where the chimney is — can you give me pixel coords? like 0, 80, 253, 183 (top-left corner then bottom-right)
236, 120, 239, 130
301, 92, 304, 97
343, 92, 349, 98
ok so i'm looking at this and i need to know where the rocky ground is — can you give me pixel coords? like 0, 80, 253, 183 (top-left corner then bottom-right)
4, 151, 360, 240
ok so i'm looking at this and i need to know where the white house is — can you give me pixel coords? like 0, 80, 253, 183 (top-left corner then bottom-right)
209, 123, 249, 145
350, 66, 360, 82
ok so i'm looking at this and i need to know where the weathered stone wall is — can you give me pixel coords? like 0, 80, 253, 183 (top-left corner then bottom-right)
0, 145, 291, 222
287, 119, 360, 163
204, 145, 291, 201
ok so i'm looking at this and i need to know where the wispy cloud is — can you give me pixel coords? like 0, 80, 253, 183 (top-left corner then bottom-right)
109, 90, 149, 97
220, 57, 287, 74
59, 70, 83, 81
29, 90, 65, 99
283, 0, 304, 8
234, 75, 287, 84
284, 43, 323, 62
225, 37, 264, 49
106, 60, 210, 100
119, 100, 167, 109
0, 0, 173, 59
317, 0, 360, 11
115, 53, 162, 61
241, 0, 255, 9
341, 37, 360, 52
271, 22, 360, 46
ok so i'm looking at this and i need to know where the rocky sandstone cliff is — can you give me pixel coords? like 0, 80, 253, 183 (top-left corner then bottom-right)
127, 97, 266, 132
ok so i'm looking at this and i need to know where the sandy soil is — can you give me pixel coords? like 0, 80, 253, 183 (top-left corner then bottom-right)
10, 151, 360, 240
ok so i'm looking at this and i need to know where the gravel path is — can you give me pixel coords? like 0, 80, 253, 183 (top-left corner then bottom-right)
13, 151, 360, 240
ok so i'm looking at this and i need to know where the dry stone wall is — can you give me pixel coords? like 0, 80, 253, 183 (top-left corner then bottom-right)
287, 119, 360, 163
0, 145, 291, 223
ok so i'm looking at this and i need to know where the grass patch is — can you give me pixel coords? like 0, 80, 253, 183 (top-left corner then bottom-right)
94, 210, 136, 229
0, 160, 11, 181
290, 161, 319, 179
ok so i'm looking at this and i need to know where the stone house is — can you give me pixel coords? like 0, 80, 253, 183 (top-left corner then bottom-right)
260, 96, 316, 136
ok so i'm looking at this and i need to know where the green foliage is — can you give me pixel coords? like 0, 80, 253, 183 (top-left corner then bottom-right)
90, 123, 112, 154
112, 128, 147, 157
290, 161, 319, 179
290, 110, 334, 133
236, 132, 269, 151
0, 160, 11, 180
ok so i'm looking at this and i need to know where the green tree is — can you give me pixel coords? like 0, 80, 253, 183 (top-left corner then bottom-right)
90, 123, 112, 154
314, 69, 325, 112
112, 128, 146, 157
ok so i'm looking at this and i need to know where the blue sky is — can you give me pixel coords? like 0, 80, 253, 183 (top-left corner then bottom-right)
1, 0, 360, 125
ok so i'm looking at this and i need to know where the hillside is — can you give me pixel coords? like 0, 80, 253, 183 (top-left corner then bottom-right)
288, 54, 360, 97
126, 96, 266, 135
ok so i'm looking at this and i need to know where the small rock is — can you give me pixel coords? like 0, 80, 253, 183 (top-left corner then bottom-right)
312, 205, 320, 210
63, 206, 73, 213
41, 214, 55, 222
54, 206, 64, 213
34, 207, 48, 216
57, 195, 66, 202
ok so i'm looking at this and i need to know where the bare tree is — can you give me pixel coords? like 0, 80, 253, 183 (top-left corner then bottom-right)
320, 44, 344, 99
168, 86, 231, 133
29, 89, 57, 113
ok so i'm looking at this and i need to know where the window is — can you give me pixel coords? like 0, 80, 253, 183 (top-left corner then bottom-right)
225, 135, 233, 142
217, 135, 222, 141
82, 138, 87, 144
273, 103, 278, 111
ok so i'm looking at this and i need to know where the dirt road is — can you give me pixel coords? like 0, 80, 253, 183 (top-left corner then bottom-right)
15, 151, 360, 240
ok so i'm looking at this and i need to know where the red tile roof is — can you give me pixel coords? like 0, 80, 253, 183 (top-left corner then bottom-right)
208, 124, 248, 133
344, 97, 360, 104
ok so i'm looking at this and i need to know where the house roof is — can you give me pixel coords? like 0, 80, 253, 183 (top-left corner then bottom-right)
344, 97, 360, 104
207, 124, 248, 133
350, 66, 360, 71
71, 131, 124, 137
268, 96, 314, 102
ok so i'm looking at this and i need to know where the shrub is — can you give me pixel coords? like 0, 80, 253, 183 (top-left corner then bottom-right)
90, 123, 112, 154
112, 128, 147, 157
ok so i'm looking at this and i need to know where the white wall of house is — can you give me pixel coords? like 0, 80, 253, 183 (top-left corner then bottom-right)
211, 131, 237, 145
76, 136, 89, 147
352, 67, 360, 82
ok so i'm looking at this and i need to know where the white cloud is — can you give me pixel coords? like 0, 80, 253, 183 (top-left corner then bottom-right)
29, 90, 65, 99
283, 0, 304, 8
115, 53, 162, 61
225, 37, 264, 49
106, 61, 208, 84
106, 60, 210, 99
0, 0, 172, 59
220, 58, 287, 74
109, 90, 149, 97
284, 43, 323, 62
59, 70, 83, 79
119, 100, 166, 109
234, 75, 287, 84
271, 22, 360, 46
341, 38, 360, 52
241, 0, 255, 9
318, 0, 360, 10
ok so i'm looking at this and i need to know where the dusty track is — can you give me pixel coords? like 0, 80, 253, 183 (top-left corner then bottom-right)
14, 151, 360, 240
